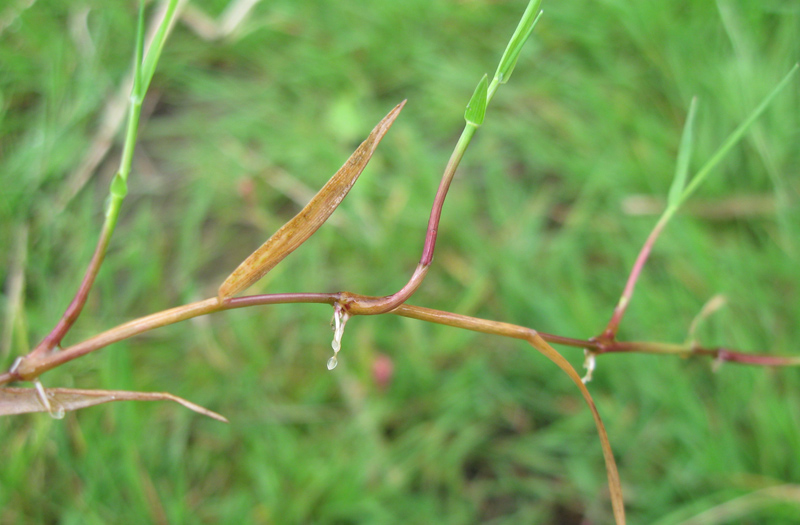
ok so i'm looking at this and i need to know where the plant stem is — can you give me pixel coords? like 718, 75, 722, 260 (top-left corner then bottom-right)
338, 123, 478, 315
13, 294, 337, 380
8, 290, 797, 385
26, 214, 120, 361
600, 212, 671, 340
24, 5, 155, 362
422, 125, 477, 266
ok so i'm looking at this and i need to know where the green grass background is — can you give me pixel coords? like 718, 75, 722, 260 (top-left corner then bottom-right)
1, 0, 799, 523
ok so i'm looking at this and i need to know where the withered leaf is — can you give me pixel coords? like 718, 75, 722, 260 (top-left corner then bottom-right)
218, 100, 406, 300
0, 387, 228, 422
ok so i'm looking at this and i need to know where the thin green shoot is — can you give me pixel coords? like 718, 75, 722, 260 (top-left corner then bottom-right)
140, 0, 181, 96
602, 63, 798, 339
667, 96, 698, 208
673, 63, 798, 213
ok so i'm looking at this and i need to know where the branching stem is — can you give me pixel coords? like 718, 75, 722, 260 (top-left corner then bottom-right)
6, 291, 797, 385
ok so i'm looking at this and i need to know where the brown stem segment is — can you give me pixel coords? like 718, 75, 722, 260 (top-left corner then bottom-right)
11, 293, 337, 381
391, 303, 626, 524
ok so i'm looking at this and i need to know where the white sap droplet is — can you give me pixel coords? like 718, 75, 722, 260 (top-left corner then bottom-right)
326, 356, 338, 370
331, 339, 340, 352
49, 405, 66, 420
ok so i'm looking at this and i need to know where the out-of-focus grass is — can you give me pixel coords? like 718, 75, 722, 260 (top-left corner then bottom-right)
1, 0, 799, 523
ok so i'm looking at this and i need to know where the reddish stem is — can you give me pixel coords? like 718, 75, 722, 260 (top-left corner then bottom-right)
7, 290, 796, 385
601, 215, 669, 340
26, 221, 116, 361
343, 126, 476, 315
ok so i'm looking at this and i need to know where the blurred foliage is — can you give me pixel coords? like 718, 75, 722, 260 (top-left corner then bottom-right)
1, 0, 799, 523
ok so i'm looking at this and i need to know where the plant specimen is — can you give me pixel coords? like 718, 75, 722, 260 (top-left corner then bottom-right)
2, 1, 798, 522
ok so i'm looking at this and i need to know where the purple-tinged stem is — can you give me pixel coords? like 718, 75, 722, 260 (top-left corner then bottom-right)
608, 340, 800, 366
26, 214, 120, 362
601, 214, 669, 340
421, 126, 477, 266
342, 124, 478, 315
5, 291, 798, 386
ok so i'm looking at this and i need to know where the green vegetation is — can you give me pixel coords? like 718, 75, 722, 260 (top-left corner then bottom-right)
1, 0, 799, 523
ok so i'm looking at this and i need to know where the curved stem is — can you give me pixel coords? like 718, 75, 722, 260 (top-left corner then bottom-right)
341, 125, 478, 315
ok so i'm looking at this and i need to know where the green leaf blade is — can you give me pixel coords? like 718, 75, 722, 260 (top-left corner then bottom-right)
493, 0, 543, 85
677, 63, 798, 209
465, 74, 489, 126
667, 96, 698, 208
140, 0, 181, 95
110, 172, 128, 199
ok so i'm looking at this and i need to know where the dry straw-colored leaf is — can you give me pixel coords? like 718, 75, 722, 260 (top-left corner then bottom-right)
0, 387, 228, 422
218, 100, 406, 300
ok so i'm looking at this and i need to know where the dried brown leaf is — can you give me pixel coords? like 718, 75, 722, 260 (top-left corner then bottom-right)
218, 100, 406, 300
0, 387, 228, 422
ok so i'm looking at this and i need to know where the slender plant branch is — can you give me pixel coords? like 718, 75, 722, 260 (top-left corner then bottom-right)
600, 65, 798, 341
25, 1, 181, 362
599, 213, 670, 341
8, 287, 798, 384
340, 2, 545, 316
337, 126, 477, 315
3, 5, 796, 521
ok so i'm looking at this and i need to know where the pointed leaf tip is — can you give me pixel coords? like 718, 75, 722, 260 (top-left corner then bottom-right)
667, 96, 698, 208
0, 387, 228, 422
465, 74, 489, 126
218, 101, 406, 300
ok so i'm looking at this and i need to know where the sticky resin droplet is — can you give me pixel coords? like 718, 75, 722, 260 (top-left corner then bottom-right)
49, 403, 66, 420
326, 304, 349, 371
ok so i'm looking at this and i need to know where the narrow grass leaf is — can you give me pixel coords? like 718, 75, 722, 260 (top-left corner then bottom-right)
465, 74, 489, 126
493, 0, 543, 84
667, 96, 698, 208
677, 63, 798, 209
140, 0, 181, 95
525, 334, 626, 524
133, 0, 145, 96
218, 101, 406, 300
0, 387, 228, 422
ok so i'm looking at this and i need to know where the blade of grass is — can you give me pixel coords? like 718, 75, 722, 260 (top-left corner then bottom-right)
140, 0, 182, 96
465, 74, 488, 127
492, 0, 543, 85
674, 63, 798, 211
667, 95, 698, 207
